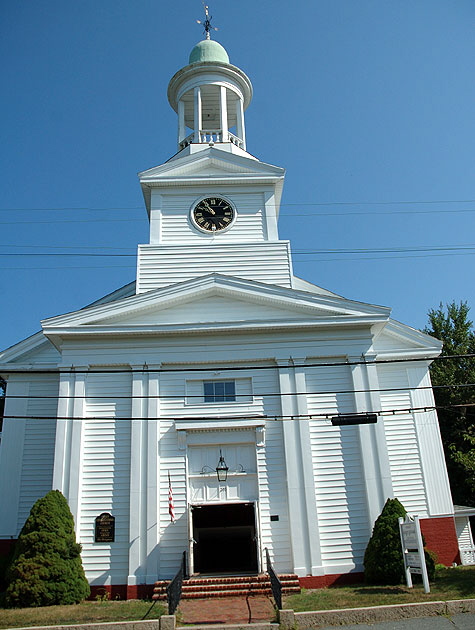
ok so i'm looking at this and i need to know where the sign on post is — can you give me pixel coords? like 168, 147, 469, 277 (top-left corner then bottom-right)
398, 514, 430, 593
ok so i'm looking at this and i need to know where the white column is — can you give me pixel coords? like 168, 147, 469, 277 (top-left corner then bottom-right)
193, 87, 202, 143
52, 371, 75, 495
128, 368, 148, 586
236, 97, 246, 149
0, 377, 29, 537
145, 368, 160, 582
279, 359, 323, 577
351, 357, 393, 528
177, 99, 185, 147
220, 85, 228, 142
66, 371, 87, 534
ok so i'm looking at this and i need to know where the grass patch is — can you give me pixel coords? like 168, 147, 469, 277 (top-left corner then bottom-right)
284, 566, 475, 612
0, 599, 165, 629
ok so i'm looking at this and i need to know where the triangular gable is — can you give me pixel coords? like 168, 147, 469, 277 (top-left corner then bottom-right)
139, 147, 285, 214
0, 331, 60, 366
372, 319, 442, 356
41, 273, 390, 341
87, 294, 340, 326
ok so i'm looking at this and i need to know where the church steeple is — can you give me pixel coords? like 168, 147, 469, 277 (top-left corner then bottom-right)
167, 36, 253, 153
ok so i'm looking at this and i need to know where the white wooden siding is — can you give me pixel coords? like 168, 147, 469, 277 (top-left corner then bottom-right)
378, 365, 428, 514
16, 376, 58, 531
136, 242, 292, 292
306, 365, 369, 569
160, 370, 263, 418
158, 419, 187, 579
79, 372, 132, 584
157, 192, 265, 244
455, 516, 474, 548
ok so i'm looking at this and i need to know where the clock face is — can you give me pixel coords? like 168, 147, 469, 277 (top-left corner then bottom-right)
192, 197, 235, 232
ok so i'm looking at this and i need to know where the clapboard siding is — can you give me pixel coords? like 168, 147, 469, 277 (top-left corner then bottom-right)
159, 369, 263, 417
158, 419, 188, 579
16, 376, 58, 531
306, 365, 369, 568
455, 516, 474, 548
80, 373, 132, 584
158, 192, 265, 244
378, 365, 427, 513
137, 242, 292, 292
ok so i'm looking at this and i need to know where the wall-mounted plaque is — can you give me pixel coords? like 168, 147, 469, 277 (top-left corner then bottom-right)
95, 513, 115, 543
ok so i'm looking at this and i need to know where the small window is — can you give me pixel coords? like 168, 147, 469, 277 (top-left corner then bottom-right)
203, 380, 236, 403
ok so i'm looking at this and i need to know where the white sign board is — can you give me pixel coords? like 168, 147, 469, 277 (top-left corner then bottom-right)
399, 515, 430, 593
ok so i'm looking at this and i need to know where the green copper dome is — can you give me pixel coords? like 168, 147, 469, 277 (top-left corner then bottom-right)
189, 39, 230, 65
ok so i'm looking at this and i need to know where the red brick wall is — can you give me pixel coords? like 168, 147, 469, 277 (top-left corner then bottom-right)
299, 572, 364, 589
420, 516, 460, 565
89, 584, 154, 601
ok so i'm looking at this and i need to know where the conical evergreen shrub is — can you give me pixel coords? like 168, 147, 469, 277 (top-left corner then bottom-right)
5, 490, 90, 607
364, 498, 436, 585
364, 498, 407, 585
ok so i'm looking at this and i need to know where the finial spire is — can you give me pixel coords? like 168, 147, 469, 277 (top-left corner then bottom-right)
196, 3, 218, 40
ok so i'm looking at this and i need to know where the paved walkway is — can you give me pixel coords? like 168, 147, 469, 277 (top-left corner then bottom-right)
178, 595, 275, 625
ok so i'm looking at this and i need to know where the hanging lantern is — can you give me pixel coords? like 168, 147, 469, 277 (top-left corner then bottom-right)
216, 450, 229, 482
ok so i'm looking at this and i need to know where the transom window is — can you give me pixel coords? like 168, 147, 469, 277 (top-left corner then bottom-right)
203, 380, 236, 403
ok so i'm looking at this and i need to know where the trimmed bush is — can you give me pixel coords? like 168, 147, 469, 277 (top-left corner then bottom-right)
364, 498, 436, 585
364, 498, 407, 585
5, 490, 90, 607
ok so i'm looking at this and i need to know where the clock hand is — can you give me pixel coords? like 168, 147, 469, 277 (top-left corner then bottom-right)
202, 200, 215, 215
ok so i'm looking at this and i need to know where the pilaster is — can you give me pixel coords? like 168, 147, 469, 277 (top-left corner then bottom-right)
278, 359, 322, 577
128, 367, 149, 586
351, 356, 393, 528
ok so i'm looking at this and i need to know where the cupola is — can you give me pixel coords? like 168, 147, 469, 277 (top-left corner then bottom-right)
167, 37, 253, 153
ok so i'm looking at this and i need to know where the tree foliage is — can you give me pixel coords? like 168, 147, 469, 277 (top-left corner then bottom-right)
364, 498, 407, 585
424, 301, 475, 506
5, 490, 90, 607
364, 498, 435, 585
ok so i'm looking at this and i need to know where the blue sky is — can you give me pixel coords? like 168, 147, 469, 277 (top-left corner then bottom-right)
1, 0, 474, 351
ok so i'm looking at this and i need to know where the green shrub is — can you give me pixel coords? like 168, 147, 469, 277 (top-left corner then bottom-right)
364, 498, 407, 585
364, 498, 436, 585
5, 490, 90, 607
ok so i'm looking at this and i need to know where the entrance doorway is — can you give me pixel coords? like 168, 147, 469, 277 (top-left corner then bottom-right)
191, 503, 258, 574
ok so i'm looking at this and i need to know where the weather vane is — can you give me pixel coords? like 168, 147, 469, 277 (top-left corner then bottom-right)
197, 2, 218, 40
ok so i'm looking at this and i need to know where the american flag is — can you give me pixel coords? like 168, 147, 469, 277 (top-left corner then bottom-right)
168, 472, 175, 523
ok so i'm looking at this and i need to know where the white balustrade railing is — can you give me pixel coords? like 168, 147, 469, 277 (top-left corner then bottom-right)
179, 130, 244, 150
460, 547, 475, 565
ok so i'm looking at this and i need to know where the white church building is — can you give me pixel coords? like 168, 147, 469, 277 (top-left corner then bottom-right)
0, 35, 465, 597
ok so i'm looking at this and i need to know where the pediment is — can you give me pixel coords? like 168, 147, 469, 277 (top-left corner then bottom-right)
88, 294, 338, 326
372, 320, 442, 355
140, 148, 284, 183
0, 332, 60, 366
41, 274, 391, 343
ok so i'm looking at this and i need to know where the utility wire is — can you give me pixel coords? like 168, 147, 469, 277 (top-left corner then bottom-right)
3, 402, 471, 423
3, 381, 475, 401
2, 353, 474, 375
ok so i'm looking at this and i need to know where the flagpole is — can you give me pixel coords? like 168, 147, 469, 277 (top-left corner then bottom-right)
168, 471, 176, 523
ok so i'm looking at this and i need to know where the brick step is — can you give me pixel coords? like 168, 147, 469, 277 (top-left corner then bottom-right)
152, 573, 301, 600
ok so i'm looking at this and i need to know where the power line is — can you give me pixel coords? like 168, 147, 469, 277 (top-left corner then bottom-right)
3, 381, 475, 401
2, 353, 474, 376
2, 402, 469, 423
0, 199, 474, 212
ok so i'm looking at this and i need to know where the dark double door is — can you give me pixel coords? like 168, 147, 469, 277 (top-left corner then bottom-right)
191, 502, 258, 574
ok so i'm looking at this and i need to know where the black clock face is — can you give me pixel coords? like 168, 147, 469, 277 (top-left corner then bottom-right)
192, 197, 235, 232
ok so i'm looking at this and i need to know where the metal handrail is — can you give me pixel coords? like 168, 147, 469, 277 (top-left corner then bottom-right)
167, 550, 187, 615
265, 547, 282, 610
